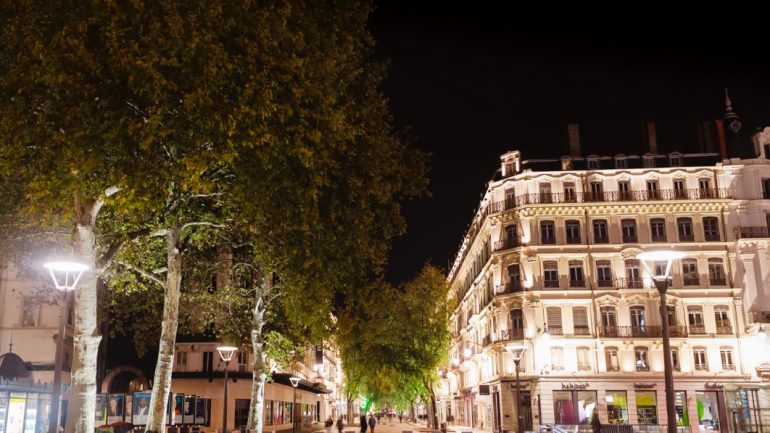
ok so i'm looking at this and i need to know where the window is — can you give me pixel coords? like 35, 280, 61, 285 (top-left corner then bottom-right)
605, 347, 620, 371
607, 391, 629, 424
540, 220, 556, 244
565, 220, 581, 244
618, 181, 630, 200
577, 347, 591, 371
553, 390, 597, 424
202, 351, 214, 372
630, 307, 646, 332
637, 390, 658, 424
677, 217, 694, 241
509, 309, 524, 339
646, 180, 659, 199
667, 305, 677, 326
714, 306, 731, 334
708, 259, 726, 285
635, 346, 650, 371
699, 178, 712, 198
643, 155, 655, 168
237, 351, 248, 372
547, 306, 563, 335
587, 157, 599, 169
673, 179, 686, 198
502, 224, 518, 249
621, 219, 637, 243
21, 298, 40, 327
763, 178, 770, 199
539, 182, 553, 203
550, 347, 565, 370
682, 259, 699, 286
650, 218, 666, 242
625, 259, 642, 288
543, 261, 559, 288
720, 347, 735, 370
670, 153, 682, 167
175, 351, 188, 372
505, 188, 516, 208
573, 307, 589, 335
564, 182, 577, 202
703, 217, 720, 241
601, 307, 617, 329
590, 181, 604, 201
569, 261, 585, 287
593, 219, 608, 243
615, 155, 627, 169
596, 261, 612, 287
688, 306, 705, 334
671, 348, 680, 371
693, 347, 708, 371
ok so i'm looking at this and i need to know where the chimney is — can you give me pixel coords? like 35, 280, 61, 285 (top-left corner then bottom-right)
568, 123, 581, 157
715, 120, 728, 160
644, 121, 658, 154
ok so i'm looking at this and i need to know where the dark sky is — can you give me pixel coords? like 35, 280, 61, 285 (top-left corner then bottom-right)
371, 3, 770, 283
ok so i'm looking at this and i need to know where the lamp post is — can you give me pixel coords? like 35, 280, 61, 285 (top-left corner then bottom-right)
637, 250, 685, 433
217, 346, 238, 433
290, 376, 301, 433
44, 261, 88, 433
506, 345, 526, 433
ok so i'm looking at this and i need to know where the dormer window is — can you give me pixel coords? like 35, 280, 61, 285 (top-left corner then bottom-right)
561, 156, 572, 171
587, 155, 600, 170
615, 155, 627, 169
669, 152, 682, 167
643, 154, 655, 168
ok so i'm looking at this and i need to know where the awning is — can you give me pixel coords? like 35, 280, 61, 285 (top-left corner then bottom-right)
271, 372, 332, 394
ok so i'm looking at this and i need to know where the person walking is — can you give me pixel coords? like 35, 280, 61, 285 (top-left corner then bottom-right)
360, 414, 368, 433
368, 414, 377, 433
337, 417, 344, 433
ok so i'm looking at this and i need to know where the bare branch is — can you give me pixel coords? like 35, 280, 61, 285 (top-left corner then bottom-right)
91, 185, 121, 223
191, 192, 224, 199
181, 221, 226, 232
116, 260, 164, 287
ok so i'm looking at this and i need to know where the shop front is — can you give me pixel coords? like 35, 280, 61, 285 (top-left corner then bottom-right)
0, 384, 53, 433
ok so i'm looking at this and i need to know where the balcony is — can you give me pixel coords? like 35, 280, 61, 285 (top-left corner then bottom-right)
599, 326, 662, 338
651, 235, 667, 242
689, 326, 707, 335
622, 235, 638, 243
496, 281, 523, 295
482, 335, 492, 347
704, 233, 721, 241
597, 279, 614, 288
683, 277, 700, 286
593, 236, 609, 244
716, 325, 733, 335
573, 326, 591, 336
678, 234, 695, 242
498, 328, 524, 342
615, 278, 645, 289
709, 277, 727, 286
548, 327, 564, 336
738, 226, 770, 239
494, 237, 520, 251
669, 326, 689, 337
541, 236, 556, 245
544, 280, 560, 288
565, 236, 581, 244
570, 279, 586, 288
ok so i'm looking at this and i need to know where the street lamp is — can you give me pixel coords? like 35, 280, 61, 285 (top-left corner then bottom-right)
290, 376, 301, 433
44, 261, 88, 433
637, 250, 685, 433
506, 345, 526, 433
217, 346, 238, 433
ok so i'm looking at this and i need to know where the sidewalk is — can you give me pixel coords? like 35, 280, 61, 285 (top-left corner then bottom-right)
273, 420, 490, 433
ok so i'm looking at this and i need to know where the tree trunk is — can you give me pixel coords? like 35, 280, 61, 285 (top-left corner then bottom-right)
428, 388, 438, 429
146, 224, 183, 433
346, 396, 353, 426
247, 283, 267, 433
64, 211, 101, 433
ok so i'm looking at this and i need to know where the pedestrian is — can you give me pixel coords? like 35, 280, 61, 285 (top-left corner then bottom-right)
399, 414, 403, 423
368, 413, 377, 433
360, 414, 368, 433
337, 417, 344, 433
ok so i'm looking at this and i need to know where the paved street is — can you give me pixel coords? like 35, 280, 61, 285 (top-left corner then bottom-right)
274, 420, 486, 433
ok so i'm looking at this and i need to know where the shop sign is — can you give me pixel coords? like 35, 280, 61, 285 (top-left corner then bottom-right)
704, 383, 724, 390
633, 383, 656, 389
561, 383, 589, 390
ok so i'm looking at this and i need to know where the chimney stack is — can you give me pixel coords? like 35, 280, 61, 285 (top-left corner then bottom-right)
644, 121, 658, 154
568, 123, 581, 157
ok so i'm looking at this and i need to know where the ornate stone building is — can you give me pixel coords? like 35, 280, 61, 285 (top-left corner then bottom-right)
441, 110, 770, 433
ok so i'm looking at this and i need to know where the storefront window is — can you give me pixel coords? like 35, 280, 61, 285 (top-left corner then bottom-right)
605, 391, 629, 424
636, 391, 657, 425
696, 391, 721, 433
553, 390, 597, 425
675, 391, 689, 426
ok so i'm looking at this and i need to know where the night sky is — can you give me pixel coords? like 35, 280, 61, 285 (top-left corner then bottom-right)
371, 3, 770, 284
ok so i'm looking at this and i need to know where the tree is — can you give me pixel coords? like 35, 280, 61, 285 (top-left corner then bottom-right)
338, 265, 451, 425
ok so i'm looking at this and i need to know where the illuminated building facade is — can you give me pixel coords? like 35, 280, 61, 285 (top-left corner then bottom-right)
441, 116, 770, 433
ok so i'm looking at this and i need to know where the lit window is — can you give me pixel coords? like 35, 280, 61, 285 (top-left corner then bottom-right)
605, 347, 620, 371
635, 347, 649, 371
615, 155, 627, 169
543, 261, 559, 288
551, 347, 565, 371
693, 347, 708, 371
577, 347, 591, 371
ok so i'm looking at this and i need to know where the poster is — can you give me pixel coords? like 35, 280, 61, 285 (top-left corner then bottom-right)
173, 394, 184, 425
124, 396, 132, 424
107, 394, 124, 424
94, 394, 107, 426
183, 396, 195, 425
132, 392, 151, 425
194, 398, 206, 424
